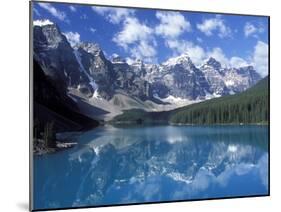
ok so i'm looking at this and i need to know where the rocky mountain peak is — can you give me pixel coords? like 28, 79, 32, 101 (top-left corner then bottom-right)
33, 20, 64, 49
131, 58, 144, 67
205, 57, 222, 70
162, 52, 193, 67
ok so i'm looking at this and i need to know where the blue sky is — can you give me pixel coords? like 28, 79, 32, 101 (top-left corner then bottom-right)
33, 2, 269, 76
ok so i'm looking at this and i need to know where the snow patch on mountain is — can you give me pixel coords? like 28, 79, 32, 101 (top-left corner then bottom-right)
154, 94, 196, 107
73, 50, 85, 73
73, 50, 99, 92
225, 80, 235, 86
204, 91, 222, 100
33, 19, 54, 27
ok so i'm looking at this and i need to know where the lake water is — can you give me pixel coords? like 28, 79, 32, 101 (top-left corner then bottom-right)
33, 125, 269, 210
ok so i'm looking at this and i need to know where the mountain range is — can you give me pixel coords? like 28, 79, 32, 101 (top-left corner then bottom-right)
33, 19, 262, 121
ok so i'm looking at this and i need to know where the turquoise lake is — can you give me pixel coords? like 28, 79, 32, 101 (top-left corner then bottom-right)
33, 125, 269, 210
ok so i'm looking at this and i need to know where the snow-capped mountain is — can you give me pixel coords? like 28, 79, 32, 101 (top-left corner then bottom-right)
33, 20, 262, 120
151, 53, 211, 100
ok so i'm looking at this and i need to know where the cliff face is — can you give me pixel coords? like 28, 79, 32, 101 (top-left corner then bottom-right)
33, 60, 99, 133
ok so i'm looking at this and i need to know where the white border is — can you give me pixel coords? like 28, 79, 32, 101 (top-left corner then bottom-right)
1, 0, 280, 212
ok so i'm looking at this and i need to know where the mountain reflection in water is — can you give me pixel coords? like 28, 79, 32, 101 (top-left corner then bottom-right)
34, 125, 268, 209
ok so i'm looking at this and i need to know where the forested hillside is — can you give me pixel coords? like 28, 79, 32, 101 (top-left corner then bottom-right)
170, 76, 268, 124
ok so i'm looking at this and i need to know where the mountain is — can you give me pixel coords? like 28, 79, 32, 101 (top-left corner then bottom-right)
149, 53, 211, 100
33, 19, 263, 121
200, 57, 230, 96
113, 76, 269, 124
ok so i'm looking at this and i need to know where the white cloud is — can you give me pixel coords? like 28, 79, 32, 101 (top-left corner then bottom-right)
155, 11, 191, 38
113, 17, 153, 48
92, 6, 134, 24
69, 6, 77, 12
90, 27, 96, 34
38, 3, 67, 22
229, 56, 249, 68
63, 32, 81, 47
244, 23, 256, 37
95, 6, 157, 62
130, 41, 157, 62
252, 41, 268, 77
112, 17, 156, 62
197, 16, 231, 38
126, 57, 135, 65
244, 22, 264, 38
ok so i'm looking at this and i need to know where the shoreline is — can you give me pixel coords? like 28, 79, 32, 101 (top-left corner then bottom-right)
33, 122, 268, 155
108, 121, 269, 126
33, 122, 269, 156
169, 122, 269, 126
